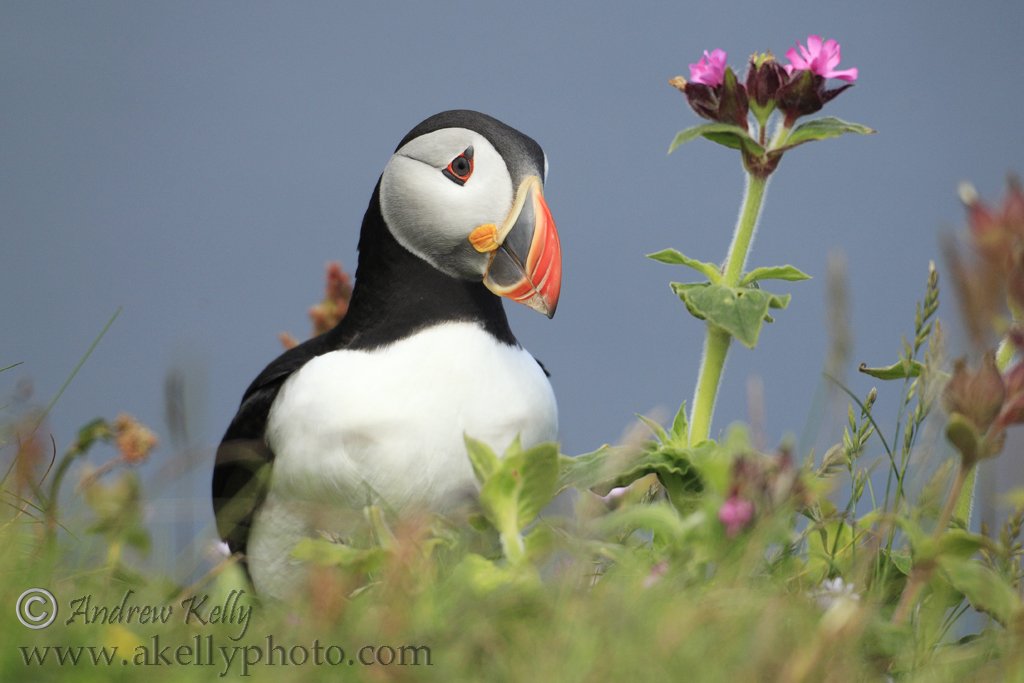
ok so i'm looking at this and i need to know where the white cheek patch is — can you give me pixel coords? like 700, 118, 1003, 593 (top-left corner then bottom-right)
380, 131, 514, 279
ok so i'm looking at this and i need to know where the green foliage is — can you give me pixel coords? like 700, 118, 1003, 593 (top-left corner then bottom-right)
647, 248, 722, 283
859, 359, 924, 380
938, 556, 1020, 626
650, 248, 809, 352
5, 262, 1024, 683
739, 264, 811, 286
666, 117, 875, 160
466, 436, 559, 563
671, 281, 791, 349
667, 122, 764, 156
3, 136, 1022, 680
771, 116, 876, 154
668, 115, 874, 179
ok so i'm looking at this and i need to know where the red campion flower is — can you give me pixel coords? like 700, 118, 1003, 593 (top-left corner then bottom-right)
670, 48, 749, 130
689, 48, 728, 87
719, 490, 755, 537
776, 35, 858, 126
784, 35, 858, 82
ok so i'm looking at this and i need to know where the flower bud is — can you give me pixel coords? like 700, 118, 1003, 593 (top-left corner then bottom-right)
670, 65, 749, 129
719, 490, 754, 537
675, 80, 718, 121
717, 67, 750, 130
963, 175, 1024, 271
745, 53, 787, 126
775, 70, 853, 127
942, 352, 1006, 433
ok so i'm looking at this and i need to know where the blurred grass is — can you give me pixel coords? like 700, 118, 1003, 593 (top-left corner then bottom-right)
3, 263, 1023, 681
1, 458, 1020, 682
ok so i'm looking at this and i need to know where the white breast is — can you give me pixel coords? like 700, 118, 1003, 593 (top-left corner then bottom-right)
248, 321, 558, 596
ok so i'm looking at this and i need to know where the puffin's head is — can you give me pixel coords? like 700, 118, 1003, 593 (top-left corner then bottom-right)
379, 110, 561, 318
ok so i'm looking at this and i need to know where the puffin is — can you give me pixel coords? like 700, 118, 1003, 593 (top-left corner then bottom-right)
212, 110, 562, 598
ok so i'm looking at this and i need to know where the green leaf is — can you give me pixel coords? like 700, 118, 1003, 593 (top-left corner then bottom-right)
465, 435, 499, 483
888, 549, 912, 576
454, 553, 540, 594
635, 414, 668, 443
890, 515, 928, 556
594, 503, 697, 547
668, 123, 765, 155
669, 400, 689, 445
292, 538, 389, 573
477, 439, 559, 550
671, 282, 791, 348
772, 116, 876, 154
703, 132, 744, 150
508, 442, 560, 528
469, 438, 559, 564
523, 523, 557, 562
938, 556, 1021, 625
937, 530, 993, 559
597, 447, 695, 495
558, 442, 707, 496
647, 248, 722, 283
857, 360, 924, 380
481, 469, 520, 538
557, 445, 624, 493
740, 264, 811, 286
806, 521, 854, 578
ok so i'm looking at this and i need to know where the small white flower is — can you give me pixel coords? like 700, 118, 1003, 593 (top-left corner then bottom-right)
813, 577, 860, 610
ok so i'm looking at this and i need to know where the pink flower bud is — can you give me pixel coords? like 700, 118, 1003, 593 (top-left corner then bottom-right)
719, 493, 755, 537
745, 53, 787, 108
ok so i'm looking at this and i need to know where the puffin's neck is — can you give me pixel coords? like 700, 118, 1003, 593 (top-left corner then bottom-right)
333, 183, 517, 349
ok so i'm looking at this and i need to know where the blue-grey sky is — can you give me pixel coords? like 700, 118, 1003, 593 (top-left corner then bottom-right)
3, 2, 1023, 576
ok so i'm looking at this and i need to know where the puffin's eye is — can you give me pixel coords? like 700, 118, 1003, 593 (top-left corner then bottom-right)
442, 146, 474, 186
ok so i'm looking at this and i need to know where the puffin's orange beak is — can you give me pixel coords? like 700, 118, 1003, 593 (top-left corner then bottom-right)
474, 176, 561, 318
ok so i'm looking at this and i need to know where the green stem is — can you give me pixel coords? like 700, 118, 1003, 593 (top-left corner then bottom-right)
954, 461, 978, 528
501, 528, 526, 564
44, 447, 86, 544
722, 174, 769, 285
688, 173, 770, 445
688, 327, 732, 445
892, 462, 971, 625
936, 463, 971, 535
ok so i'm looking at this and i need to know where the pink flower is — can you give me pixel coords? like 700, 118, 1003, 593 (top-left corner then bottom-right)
784, 35, 858, 82
689, 48, 728, 87
718, 494, 754, 537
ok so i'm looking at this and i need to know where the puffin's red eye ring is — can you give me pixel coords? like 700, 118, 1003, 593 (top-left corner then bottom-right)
442, 146, 474, 186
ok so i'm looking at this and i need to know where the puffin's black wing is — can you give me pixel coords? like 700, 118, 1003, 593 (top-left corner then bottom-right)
212, 332, 335, 558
